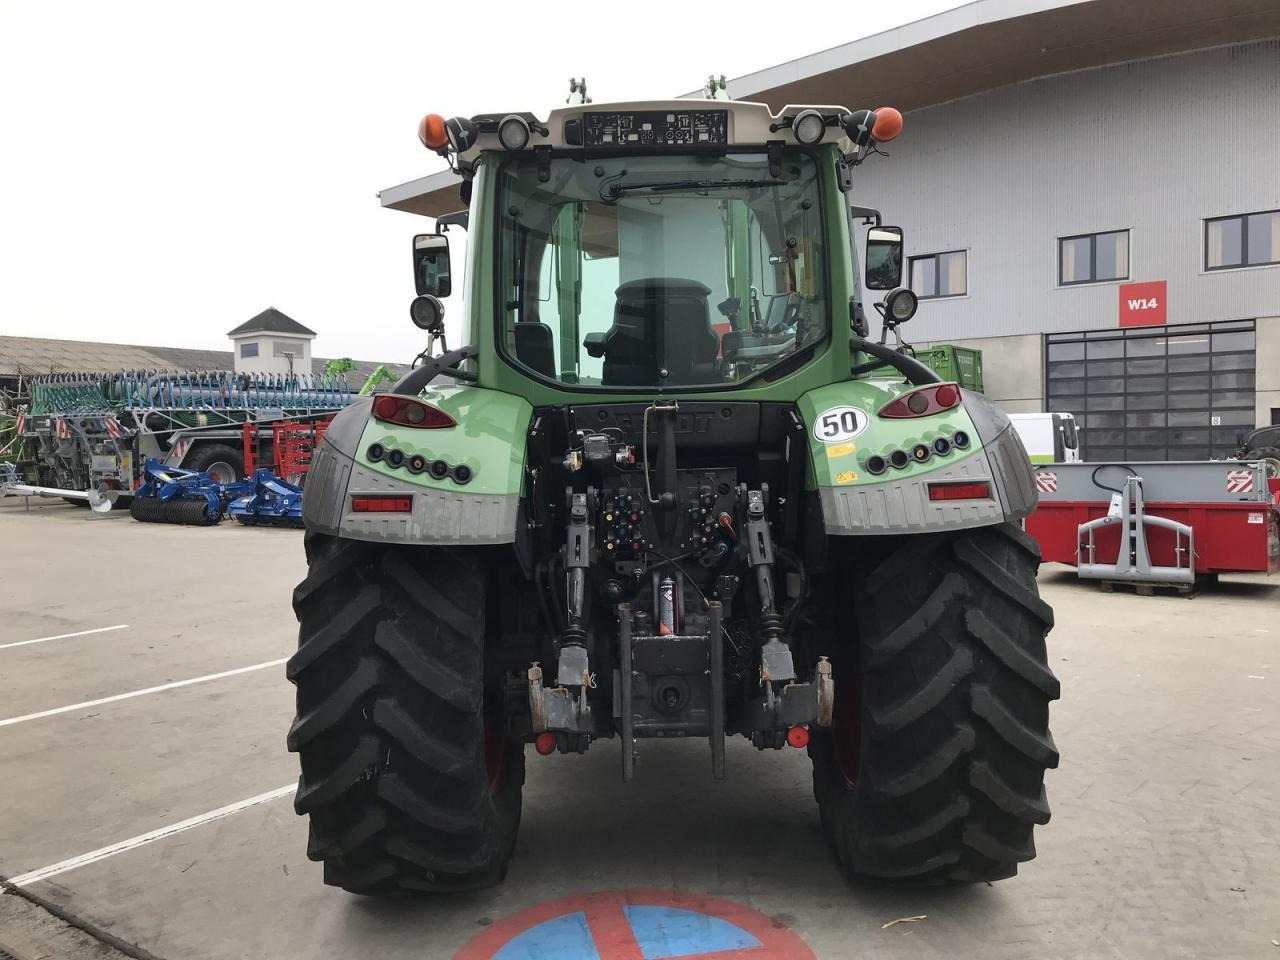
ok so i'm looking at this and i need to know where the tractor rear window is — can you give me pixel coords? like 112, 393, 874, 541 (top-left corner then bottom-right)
496, 150, 828, 390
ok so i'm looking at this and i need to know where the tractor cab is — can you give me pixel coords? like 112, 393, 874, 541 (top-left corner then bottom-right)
407, 91, 916, 401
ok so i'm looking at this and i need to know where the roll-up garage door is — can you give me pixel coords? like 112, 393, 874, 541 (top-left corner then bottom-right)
1044, 320, 1256, 461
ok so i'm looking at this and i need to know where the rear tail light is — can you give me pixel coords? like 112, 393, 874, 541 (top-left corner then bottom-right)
786, 726, 810, 748
534, 732, 557, 756
879, 383, 961, 419
371, 395, 456, 429
927, 481, 991, 501
351, 495, 413, 513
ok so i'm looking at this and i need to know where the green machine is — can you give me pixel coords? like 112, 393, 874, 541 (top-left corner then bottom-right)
288, 83, 1057, 895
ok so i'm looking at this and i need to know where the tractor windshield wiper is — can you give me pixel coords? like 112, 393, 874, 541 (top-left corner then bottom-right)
600, 177, 785, 202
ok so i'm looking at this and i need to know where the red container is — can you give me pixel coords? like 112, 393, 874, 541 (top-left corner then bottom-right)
1027, 500, 1279, 575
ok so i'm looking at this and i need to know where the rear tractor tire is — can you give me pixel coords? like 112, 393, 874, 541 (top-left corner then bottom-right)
288, 533, 524, 894
810, 522, 1059, 883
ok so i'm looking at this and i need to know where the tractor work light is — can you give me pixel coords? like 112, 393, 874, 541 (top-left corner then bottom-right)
418, 113, 448, 152
840, 109, 876, 147
445, 116, 479, 153
410, 294, 444, 331
498, 114, 531, 151
885, 287, 918, 323
791, 109, 825, 145
926, 481, 991, 502
351, 495, 413, 513
371, 395, 456, 429
878, 383, 962, 419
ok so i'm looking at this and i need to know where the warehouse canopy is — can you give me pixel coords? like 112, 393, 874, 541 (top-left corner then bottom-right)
378, 0, 1280, 218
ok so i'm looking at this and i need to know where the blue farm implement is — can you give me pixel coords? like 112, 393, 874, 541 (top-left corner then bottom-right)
226, 469, 304, 527
130, 459, 229, 525
129, 459, 305, 527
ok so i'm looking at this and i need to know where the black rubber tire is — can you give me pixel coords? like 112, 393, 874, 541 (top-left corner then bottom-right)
809, 522, 1059, 884
129, 496, 220, 525
183, 443, 244, 483
288, 533, 524, 894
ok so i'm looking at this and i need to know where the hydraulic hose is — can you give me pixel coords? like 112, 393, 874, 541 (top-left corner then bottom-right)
849, 337, 942, 385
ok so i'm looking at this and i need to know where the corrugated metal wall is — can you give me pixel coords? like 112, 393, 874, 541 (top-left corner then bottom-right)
852, 39, 1280, 343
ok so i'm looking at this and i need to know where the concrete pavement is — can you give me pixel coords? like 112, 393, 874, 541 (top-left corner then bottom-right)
1, 497, 1277, 959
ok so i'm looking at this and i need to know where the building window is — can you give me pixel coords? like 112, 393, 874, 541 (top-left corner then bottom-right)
273, 339, 304, 358
239, 342, 258, 358
1058, 230, 1129, 285
909, 250, 966, 298
1205, 210, 1280, 270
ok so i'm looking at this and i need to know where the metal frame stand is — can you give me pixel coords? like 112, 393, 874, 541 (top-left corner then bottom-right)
1076, 475, 1195, 593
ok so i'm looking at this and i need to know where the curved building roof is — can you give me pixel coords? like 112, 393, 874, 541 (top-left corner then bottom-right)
378, 0, 1280, 218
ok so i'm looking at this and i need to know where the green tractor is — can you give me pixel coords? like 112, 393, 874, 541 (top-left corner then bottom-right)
288, 84, 1058, 895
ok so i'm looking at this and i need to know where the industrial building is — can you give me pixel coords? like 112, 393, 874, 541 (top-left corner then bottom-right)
380, 0, 1280, 462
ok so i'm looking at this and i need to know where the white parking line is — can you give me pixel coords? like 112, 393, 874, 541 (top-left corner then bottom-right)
0, 657, 289, 728
8, 783, 296, 887
0, 624, 130, 651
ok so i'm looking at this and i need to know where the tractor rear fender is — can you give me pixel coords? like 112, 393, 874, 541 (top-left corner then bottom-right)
799, 381, 1037, 535
302, 387, 533, 544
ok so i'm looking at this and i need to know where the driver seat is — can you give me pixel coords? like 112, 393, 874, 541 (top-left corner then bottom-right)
601, 278, 718, 386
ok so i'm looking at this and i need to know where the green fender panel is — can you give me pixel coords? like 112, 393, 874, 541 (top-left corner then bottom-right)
797, 380, 1036, 535
302, 385, 532, 544
355, 384, 532, 496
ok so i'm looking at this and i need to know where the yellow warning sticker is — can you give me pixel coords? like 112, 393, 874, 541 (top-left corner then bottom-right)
834, 470, 858, 485
825, 442, 856, 459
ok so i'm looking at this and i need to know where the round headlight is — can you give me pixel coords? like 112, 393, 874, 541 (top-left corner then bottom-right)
886, 288, 918, 323
792, 110, 825, 145
498, 115, 531, 151
410, 294, 444, 330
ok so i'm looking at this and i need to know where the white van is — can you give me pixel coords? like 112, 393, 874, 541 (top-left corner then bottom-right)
1008, 412, 1081, 464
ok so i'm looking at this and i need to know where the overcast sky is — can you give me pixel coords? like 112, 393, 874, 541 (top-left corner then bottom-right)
0, 1, 961, 365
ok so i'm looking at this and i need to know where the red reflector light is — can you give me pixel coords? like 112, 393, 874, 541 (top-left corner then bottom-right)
786, 725, 810, 749
351, 495, 413, 513
878, 383, 963, 419
534, 732, 557, 756
927, 482, 991, 501
371, 394, 456, 429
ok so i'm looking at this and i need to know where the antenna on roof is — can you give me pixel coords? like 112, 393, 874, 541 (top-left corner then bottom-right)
705, 75, 730, 101
567, 78, 591, 105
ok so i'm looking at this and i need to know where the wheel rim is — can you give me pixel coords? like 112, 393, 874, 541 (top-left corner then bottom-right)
832, 672, 862, 789
206, 460, 237, 484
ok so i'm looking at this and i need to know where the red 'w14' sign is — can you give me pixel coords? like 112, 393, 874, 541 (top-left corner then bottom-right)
1119, 280, 1167, 327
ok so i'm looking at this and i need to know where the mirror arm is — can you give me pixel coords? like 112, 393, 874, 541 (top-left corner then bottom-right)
849, 206, 882, 226
437, 210, 469, 232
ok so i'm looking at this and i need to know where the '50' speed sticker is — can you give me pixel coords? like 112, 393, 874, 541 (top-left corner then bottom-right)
814, 405, 868, 443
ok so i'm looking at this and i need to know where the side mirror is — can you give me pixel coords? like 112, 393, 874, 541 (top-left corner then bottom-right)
864, 225, 903, 291
413, 233, 452, 297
